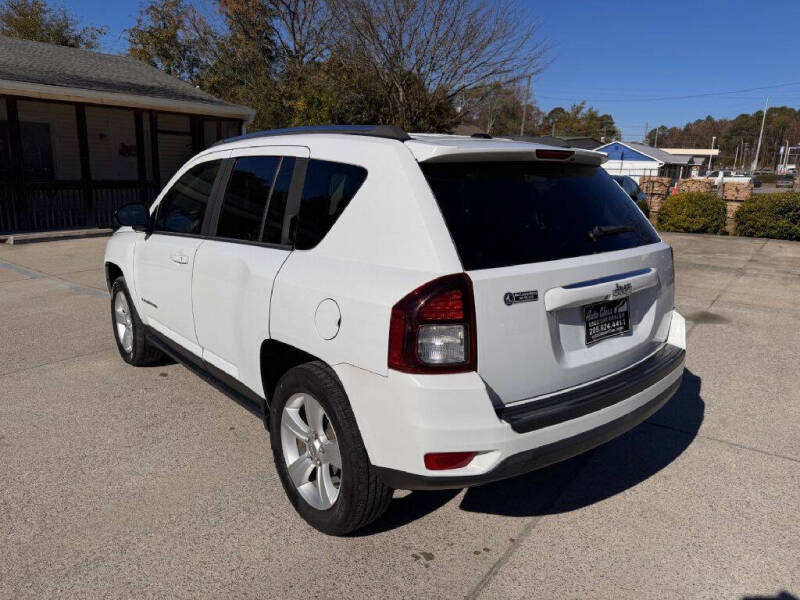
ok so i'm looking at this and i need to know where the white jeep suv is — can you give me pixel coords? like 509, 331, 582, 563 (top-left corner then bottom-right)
105, 125, 686, 535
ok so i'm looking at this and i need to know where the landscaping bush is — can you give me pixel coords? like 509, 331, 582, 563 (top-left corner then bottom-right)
734, 192, 800, 240
636, 198, 650, 218
657, 192, 727, 234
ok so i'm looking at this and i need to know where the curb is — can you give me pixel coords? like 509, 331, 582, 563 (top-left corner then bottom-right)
1, 228, 113, 245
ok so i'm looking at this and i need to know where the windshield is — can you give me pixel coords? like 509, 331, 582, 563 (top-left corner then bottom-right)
421, 161, 660, 270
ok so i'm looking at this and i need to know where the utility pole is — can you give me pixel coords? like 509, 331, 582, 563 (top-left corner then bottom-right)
644, 122, 648, 144
733, 143, 739, 170
519, 74, 531, 136
708, 136, 716, 171
654, 128, 659, 148
751, 97, 769, 172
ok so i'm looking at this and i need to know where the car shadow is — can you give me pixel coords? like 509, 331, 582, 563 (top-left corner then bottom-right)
359, 368, 703, 535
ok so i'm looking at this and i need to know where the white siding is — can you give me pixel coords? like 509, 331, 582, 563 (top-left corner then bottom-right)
602, 159, 662, 181
85, 106, 138, 180
17, 100, 81, 180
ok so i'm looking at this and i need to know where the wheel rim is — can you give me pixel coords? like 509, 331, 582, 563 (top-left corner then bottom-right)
280, 393, 342, 510
113, 291, 134, 354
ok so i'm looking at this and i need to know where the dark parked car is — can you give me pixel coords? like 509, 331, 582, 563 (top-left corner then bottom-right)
612, 175, 650, 216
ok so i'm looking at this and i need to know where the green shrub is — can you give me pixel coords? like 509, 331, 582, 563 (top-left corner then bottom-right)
734, 192, 800, 240
636, 198, 650, 218
657, 192, 727, 234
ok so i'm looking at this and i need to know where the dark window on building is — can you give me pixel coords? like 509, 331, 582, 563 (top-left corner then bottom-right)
154, 160, 220, 235
296, 159, 367, 249
262, 157, 295, 245
217, 156, 280, 242
22, 122, 55, 179
0, 122, 9, 180
421, 161, 659, 270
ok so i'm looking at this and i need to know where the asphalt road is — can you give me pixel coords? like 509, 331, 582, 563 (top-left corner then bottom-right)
1, 233, 798, 599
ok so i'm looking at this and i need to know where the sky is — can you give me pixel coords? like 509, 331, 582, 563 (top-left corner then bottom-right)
68, 0, 800, 140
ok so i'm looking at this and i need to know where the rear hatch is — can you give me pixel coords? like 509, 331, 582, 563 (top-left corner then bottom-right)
420, 155, 674, 404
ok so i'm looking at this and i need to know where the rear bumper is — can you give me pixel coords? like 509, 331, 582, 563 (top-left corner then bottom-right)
335, 309, 686, 490
376, 374, 681, 490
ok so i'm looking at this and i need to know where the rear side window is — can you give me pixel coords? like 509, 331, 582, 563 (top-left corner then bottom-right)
421, 162, 660, 270
296, 159, 367, 249
155, 160, 220, 235
216, 156, 281, 242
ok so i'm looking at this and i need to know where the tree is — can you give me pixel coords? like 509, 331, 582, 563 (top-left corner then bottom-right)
543, 102, 619, 139
646, 108, 800, 169
126, 0, 208, 82
125, 0, 547, 133
0, 0, 106, 48
331, 0, 547, 131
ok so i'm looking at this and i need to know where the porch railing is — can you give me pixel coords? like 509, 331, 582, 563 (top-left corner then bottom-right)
0, 181, 160, 234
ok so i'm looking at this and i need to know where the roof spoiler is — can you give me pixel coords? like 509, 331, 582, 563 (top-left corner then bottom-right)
213, 124, 411, 146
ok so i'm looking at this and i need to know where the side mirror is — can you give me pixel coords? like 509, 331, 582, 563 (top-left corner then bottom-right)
114, 203, 150, 232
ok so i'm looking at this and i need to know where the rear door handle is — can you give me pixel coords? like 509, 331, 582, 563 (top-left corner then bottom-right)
170, 253, 189, 265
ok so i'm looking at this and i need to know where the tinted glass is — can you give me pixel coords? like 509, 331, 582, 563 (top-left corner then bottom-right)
421, 161, 660, 270
263, 156, 296, 244
217, 156, 280, 241
296, 159, 367, 249
154, 160, 220, 234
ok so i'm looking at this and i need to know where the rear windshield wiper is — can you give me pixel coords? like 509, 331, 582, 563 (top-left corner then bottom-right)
585, 225, 636, 242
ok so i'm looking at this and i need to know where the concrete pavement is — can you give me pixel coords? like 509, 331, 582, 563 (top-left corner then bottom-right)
0, 233, 798, 599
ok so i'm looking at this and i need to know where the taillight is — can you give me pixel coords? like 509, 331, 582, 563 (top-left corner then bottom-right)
388, 273, 477, 374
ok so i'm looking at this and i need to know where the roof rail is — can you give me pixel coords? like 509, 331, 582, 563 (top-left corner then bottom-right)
213, 124, 411, 146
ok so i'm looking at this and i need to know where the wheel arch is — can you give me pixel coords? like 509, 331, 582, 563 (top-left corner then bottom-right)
260, 339, 328, 405
104, 261, 123, 292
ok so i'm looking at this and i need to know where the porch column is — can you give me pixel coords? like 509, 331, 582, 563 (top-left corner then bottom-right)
149, 111, 161, 187
5, 96, 25, 231
75, 104, 93, 223
134, 110, 147, 204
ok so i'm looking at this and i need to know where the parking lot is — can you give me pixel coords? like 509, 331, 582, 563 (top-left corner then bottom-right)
1, 232, 798, 599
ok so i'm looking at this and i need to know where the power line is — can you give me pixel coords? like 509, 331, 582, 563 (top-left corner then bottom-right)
534, 80, 800, 104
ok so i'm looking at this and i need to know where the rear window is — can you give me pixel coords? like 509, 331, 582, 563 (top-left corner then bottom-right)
421, 161, 660, 270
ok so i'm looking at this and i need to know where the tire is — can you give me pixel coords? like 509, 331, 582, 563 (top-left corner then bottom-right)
270, 361, 393, 535
110, 276, 163, 366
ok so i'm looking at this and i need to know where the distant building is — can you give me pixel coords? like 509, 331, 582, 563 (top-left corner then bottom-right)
660, 148, 720, 176
594, 141, 695, 180
0, 35, 254, 234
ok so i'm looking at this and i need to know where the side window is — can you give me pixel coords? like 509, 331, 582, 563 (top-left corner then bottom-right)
262, 157, 295, 245
623, 178, 636, 195
216, 156, 281, 241
296, 159, 367, 250
154, 160, 220, 235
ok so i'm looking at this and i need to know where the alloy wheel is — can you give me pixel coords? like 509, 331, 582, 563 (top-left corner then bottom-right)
280, 393, 342, 510
114, 291, 134, 354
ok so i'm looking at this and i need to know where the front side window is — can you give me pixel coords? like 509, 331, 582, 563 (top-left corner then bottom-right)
154, 160, 220, 235
421, 161, 660, 270
296, 159, 367, 249
216, 156, 281, 242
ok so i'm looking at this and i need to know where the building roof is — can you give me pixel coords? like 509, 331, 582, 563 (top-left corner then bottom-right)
595, 140, 692, 165
660, 147, 720, 157
0, 35, 253, 120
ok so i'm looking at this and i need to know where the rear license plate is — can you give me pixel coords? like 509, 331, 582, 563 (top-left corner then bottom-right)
584, 298, 630, 345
